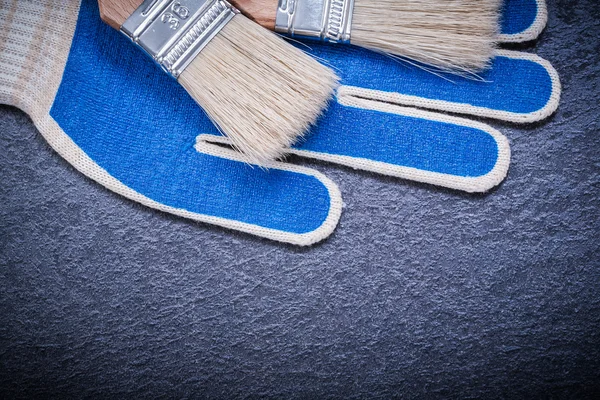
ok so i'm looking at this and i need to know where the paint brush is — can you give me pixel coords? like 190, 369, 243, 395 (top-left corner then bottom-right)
98, 0, 339, 163
231, 0, 501, 73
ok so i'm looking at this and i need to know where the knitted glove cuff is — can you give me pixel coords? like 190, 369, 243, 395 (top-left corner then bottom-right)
0, 0, 80, 117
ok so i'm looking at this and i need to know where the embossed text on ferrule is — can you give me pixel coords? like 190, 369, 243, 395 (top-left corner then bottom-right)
121, 0, 238, 78
275, 0, 354, 43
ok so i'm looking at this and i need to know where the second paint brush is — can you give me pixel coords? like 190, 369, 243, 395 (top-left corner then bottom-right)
232, 0, 501, 73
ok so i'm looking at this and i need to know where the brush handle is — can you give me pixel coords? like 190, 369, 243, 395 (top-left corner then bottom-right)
230, 0, 277, 30
98, 0, 144, 29
99, 0, 276, 30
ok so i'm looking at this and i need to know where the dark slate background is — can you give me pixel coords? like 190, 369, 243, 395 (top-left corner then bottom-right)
1, 0, 599, 398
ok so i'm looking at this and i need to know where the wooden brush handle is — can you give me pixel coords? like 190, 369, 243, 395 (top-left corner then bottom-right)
98, 0, 277, 30
98, 0, 144, 30
229, 0, 277, 30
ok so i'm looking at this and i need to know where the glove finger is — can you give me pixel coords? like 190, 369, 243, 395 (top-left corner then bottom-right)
291, 100, 510, 194
324, 49, 560, 123
200, 93, 511, 194
45, 111, 342, 245
500, 0, 548, 43
49, 111, 342, 245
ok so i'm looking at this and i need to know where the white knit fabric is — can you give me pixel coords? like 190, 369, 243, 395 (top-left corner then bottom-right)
0, 0, 80, 116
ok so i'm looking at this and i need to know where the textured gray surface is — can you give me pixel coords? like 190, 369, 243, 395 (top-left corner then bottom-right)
1, 0, 599, 398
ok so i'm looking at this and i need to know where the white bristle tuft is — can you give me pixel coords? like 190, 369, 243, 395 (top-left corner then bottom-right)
351, 0, 501, 72
179, 14, 339, 164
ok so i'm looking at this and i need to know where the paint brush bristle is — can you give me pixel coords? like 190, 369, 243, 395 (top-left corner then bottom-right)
351, 0, 501, 72
99, 0, 339, 164
180, 15, 339, 163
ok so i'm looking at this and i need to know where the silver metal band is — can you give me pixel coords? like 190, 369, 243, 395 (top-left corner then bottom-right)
121, 0, 238, 78
275, 0, 354, 44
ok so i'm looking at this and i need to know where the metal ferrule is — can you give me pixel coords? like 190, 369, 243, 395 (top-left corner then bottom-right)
275, 0, 354, 43
121, 0, 238, 78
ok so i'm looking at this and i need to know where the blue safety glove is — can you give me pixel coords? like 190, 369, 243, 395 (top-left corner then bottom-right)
0, 0, 559, 245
